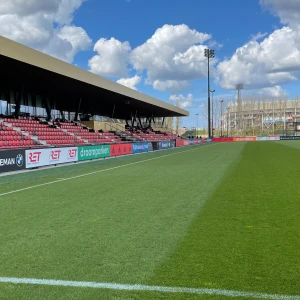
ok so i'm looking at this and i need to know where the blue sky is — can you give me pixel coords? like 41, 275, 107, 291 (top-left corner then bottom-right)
0, 0, 299, 128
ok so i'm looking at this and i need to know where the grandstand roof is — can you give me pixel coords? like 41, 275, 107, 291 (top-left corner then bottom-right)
0, 36, 188, 119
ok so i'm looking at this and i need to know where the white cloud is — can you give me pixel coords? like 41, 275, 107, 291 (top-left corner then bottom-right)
151, 80, 191, 93
260, 0, 300, 29
117, 75, 141, 90
54, 0, 86, 24
88, 38, 131, 77
0, 0, 60, 16
254, 86, 287, 97
251, 31, 268, 41
217, 27, 300, 90
169, 93, 193, 109
56, 25, 92, 61
0, 0, 91, 63
131, 24, 214, 92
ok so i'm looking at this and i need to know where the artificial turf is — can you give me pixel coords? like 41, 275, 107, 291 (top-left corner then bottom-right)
0, 142, 299, 299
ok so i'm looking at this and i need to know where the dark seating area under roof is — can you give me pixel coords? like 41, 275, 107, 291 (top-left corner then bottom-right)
0, 36, 189, 120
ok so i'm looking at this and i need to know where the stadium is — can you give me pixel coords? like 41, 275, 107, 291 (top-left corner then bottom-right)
218, 97, 300, 137
1, 14, 300, 300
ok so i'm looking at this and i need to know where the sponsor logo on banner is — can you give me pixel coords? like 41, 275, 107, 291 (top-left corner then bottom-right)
29, 151, 42, 163
68, 148, 78, 159
234, 136, 256, 142
280, 136, 300, 140
160, 141, 172, 149
189, 140, 194, 145
132, 143, 149, 154
110, 144, 132, 156
26, 147, 78, 168
78, 145, 110, 161
257, 136, 280, 141
50, 149, 61, 162
212, 137, 234, 142
16, 154, 24, 167
0, 150, 26, 173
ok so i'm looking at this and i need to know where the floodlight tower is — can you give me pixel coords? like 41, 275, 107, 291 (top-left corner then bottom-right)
204, 48, 215, 138
236, 84, 244, 133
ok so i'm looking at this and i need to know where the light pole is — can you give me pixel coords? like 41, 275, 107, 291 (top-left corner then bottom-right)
204, 48, 215, 138
226, 107, 229, 137
210, 89, 215, 137
260, 110, 264, 136
195, 113, 199, 137
220, 100, 224, 136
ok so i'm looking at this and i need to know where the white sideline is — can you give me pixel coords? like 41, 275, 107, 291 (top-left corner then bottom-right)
0, 144, 215, 197
0, 277, 299, 300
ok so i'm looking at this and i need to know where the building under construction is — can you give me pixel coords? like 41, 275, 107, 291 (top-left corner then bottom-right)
215, 96, 300, 137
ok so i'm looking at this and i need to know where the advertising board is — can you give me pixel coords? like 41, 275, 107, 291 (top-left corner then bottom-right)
256, 136, 280, 141
25, 147, 78, 168
152, 142, 159, 151
171, 140, 176, 148
234, 137, 257, 142
78, 145, 110, 161
212, 137, 234, 142
176, 139, 184, 147
110, 143, 132, 156
160, 141, 172, 149
132, 142, 149, 154
189, 139, 194, 145
148, 142, 153, 151
280, 136, 300, 140
0, 149, 25, 173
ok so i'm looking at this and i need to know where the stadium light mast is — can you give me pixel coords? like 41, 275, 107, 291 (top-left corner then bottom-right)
195, 113, 199, 137
210, 89, 215, 138
204, 48, 215, 138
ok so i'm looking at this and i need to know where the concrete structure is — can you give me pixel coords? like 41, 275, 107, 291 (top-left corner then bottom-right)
221, 98, 300, 136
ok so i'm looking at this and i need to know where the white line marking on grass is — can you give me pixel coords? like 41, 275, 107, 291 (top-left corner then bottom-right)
0, 277, 299, 300
0, 144, 216, 197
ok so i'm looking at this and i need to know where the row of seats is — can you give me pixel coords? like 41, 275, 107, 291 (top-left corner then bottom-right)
59, 122, 119, 144
0, 140, 36, 147
0, 121, 41, 148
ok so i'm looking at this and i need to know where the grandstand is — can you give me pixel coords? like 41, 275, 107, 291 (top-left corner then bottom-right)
0, 36, 188, 150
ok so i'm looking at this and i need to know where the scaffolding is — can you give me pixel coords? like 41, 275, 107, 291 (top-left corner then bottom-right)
212, 95, 300, 137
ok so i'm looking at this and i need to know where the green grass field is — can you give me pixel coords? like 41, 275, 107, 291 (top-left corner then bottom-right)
0, 141, 300, 300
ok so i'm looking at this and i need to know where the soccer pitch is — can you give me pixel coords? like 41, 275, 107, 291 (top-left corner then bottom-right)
0, 142, 300, 300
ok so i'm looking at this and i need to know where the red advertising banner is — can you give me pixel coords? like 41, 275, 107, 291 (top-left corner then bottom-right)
176, 139, 185, 147
110, 143, 132, 156
183, 140, 189, 146
212, 137, 234, 142
233, 136, 257, 142
194, 139, 199, 145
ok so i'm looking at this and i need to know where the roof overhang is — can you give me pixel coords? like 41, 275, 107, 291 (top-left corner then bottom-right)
0, 36, 189, 119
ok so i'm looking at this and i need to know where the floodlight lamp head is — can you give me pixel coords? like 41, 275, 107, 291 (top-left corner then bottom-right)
236, 84, 244, 90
